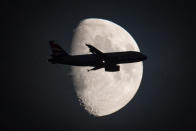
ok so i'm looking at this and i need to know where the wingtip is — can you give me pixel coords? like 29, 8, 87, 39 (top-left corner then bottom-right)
85, 43, 90, 46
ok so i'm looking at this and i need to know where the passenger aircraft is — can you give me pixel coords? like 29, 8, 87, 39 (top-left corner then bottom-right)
48, 40, 147, 72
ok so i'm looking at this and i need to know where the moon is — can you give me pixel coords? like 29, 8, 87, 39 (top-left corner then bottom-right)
71, 18, 143, 117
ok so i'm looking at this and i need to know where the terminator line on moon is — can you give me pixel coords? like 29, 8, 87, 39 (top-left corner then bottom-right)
48, 18, 147, 116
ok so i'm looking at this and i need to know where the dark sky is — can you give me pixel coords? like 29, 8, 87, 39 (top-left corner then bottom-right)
1, 0, 196, 130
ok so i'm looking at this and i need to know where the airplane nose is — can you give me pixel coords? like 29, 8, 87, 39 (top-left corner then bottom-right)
142, 54, 147, 60
140, 53, 147, 61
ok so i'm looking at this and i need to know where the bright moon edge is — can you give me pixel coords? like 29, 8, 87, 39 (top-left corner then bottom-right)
71, 18, 143, 117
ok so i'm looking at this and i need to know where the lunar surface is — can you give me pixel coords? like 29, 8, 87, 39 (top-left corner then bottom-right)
71, 18, 143, 116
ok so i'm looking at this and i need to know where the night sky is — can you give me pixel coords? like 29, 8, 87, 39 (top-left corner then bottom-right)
2, 0, 196, 130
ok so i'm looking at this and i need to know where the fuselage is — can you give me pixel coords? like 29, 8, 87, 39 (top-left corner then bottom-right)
52, 51, 147, 67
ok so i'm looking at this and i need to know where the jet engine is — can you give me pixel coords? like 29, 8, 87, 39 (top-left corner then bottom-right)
105, 65, 120, 72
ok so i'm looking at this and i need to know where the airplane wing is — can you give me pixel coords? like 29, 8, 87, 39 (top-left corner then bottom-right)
85, 44, 108, 60
85, 44, 120, 72
87, 66, 103, 72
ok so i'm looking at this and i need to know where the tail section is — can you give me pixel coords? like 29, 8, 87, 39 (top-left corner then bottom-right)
49, 40, 69, 57
48, 40, 69, 64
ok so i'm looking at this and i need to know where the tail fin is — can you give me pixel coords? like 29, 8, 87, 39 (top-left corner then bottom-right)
49, 40, 69, 57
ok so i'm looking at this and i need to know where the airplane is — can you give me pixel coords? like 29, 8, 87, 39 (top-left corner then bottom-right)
48, 40, 147, 72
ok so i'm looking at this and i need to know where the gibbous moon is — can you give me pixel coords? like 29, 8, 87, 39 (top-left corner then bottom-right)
71, 18, 143, 116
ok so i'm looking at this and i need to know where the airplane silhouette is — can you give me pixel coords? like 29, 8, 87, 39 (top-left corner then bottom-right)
48, 40, 147, 72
